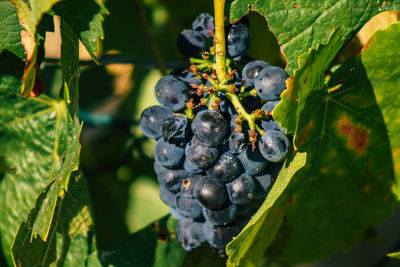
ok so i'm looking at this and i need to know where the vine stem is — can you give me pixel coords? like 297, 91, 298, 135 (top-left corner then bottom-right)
214, 0, 227, 82
210, 0, 266, 140
133, 0, 167, 75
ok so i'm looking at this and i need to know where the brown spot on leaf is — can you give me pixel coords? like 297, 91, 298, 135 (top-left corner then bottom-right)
394, 162, 400, 173
273, 207, 281, 216
393, 149, 400, 173
393, 148, 400, 158
363, 185, 372, 194
296, 121, 313, 147
293, 3, 301, 8
321, 166, 329, 174
337, 116, 369, 154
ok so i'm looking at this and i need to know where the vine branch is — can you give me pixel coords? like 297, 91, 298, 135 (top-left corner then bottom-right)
132, 0, 167, 75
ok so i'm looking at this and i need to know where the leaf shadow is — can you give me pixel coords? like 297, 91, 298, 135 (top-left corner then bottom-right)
53, 0, 102, 37
266, 56, 397, 264
99, 217, 165, 267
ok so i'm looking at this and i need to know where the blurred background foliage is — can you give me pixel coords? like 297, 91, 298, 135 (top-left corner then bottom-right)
39, 0, 399, 254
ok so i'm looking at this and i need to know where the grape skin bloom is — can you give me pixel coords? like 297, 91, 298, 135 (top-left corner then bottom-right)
191, 110, 228, 146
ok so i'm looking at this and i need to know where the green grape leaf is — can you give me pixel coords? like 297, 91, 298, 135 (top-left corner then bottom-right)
55, 171, 99, 267
10, 181, 58, 266
227, 22, 399, 267
53, 0, 109, 63
87, 251, 104, 267
273, 27, 399, 264
274, 77, 395, 264
229, 0, 400, 75
102, 215, 226, 267
0, 75, 80, 265
227, 152, 307, 267
273, 28, 345, 133
8, 0, 61, 96
387, 251, 400, 259
60, 18, 80, 117
29, 119, 81, 240
11, 172, 100, 266
358, 22, 400, 199
0, 0, 25, 59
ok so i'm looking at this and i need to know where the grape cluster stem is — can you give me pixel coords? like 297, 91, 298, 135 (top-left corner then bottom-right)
183, 0, 269, 147
214, 0, 227, 82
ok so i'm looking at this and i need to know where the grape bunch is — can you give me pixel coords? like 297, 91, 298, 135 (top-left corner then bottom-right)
139, 13, 290, 255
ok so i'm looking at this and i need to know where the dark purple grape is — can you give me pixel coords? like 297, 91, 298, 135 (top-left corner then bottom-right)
162, 115, 189, 142
261, 100, 280, 114
177, 29, 207, 58
242, 60, 271, 86
204, 222, 241, 249
226, 23, 250, 58
170, 67, 203, 85
180, 174, 203, 198
185, 137, 219, 169
253, 173, 273, 199
261, 100, 286, 134
254, 66, 288, 101
170, 207, 184, 219
243, 93, 261, 111
154, 75, 190, 111
237, 146, 267, 175
191, 110, 228, 146
228, 132, 247, 155
157, 168, 187, 193
260, 118, 285, 134
154, 160, 169, 175
139, 105, 173, 139
176, 218, 206, 251
154, 138, 185, 168
192, 13, 214, 38
226, 173, 256, 205
203, 203, 238, 225
188, 220, 207, 244
194, 177, 227, 210
159, 184, 176, 208
192, 104, 208, 114
175, 193, 203, 219
258, 130, 290, 162
266, 161, 284, 178
220, 95, 236, 116
183, 157, 204, 174
237, 202, 256, 217
206, 152, 241, 182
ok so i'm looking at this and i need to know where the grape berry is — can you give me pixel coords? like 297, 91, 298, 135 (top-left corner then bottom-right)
139, 13, 290, 255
